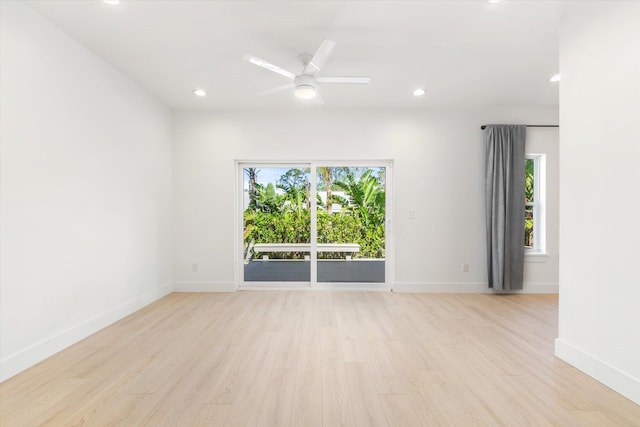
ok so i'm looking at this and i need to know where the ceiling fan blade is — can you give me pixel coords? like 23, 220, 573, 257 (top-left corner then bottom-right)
303, 40, 336, 75
243, 54, 296, 80
259, 83, 294, 96
313, 92, 325, 105
317, 76, 371, 84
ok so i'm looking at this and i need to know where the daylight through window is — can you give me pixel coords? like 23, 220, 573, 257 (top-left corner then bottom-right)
525, 155, 545, 253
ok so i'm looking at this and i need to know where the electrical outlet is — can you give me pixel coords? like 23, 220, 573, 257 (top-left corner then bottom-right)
462, 263, 469, 272
191, 263, 198, 272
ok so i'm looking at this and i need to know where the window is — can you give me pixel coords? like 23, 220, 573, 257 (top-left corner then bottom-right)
525, 154, 545, 253
238, 161, 391, 287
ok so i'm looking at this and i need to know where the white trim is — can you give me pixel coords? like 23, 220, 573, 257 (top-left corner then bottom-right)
310, 165, 318, 284
233, 162, 242, 288
176, 281, 558, 294
521, 282, 559, 293
314, 283, 389, 291
385, 165, 394, 286
525, 154, 546, 253
240, 283, 389, 291
393, 282, 487, 293
240, 282, 310, 291
525, 253, 549, 263
0, 283, 172, 382
173, 281, 236, 292
555, 338, 640, 405
393, 282, 558, 293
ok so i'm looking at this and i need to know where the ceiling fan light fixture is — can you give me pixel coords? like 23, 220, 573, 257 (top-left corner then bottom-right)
244, 40, 369, 104
294, 85, 316, 99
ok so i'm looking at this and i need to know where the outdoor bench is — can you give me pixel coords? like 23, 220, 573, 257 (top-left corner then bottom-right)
252, 243, 360, 260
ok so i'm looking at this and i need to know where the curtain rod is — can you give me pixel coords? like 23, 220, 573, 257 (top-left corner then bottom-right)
481, 124, 559, 130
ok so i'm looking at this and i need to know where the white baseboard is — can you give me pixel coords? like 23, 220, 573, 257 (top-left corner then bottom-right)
173, 281, 236, 292
555, 338, 640, 405
238, 283, 389, 291
392, 282, 558, 293
520, 282, 559, 293
393, 282, 486, 293
0, 283, 172, 383
174, 281, 558, 293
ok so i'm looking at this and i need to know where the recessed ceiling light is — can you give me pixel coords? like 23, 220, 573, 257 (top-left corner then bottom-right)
412, 88, 426, 97
193, 89, 207, 97
103, 0, 120, 5
549, 74, 561, 82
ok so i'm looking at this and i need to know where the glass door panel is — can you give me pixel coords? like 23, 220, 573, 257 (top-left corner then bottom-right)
316, 166, 386, 283
243, 167, 311, 282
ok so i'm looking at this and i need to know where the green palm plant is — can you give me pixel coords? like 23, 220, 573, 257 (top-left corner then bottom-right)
334, 169, 385, 227
278, 168, 310, 214
317, 167, 349, 213
254, 183, 281, 213
525, 159, 534, 203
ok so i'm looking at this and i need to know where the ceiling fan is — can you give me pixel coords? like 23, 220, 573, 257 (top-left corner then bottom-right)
243, 40, 370, 104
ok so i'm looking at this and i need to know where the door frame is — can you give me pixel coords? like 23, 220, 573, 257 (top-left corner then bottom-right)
235, 160, 394, 291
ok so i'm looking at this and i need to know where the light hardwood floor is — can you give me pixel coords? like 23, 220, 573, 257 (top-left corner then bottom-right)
1, 292, 639, 426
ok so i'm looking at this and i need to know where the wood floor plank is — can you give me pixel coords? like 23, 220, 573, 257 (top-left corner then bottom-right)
361, 339, 405, 395
2, 292, 639, 427
257, 369, 296, 427
344, 362, 389, 427
320, 327, 356, 427
224, 332, 281, 426
380, 394, 422, 427
413, 369, 495, 426
189, 403, 232, 427
290, 336, 323, 427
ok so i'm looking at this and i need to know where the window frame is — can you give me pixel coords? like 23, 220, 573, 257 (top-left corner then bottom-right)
525, 154, 546, 255
235, 160, 393, 290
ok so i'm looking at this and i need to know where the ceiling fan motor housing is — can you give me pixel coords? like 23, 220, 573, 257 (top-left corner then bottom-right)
295, 74, 316, 89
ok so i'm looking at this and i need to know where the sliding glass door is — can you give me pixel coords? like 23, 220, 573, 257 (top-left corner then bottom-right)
316, 166, 386, 282
239, 162, 391, 287
242, 166, 311, 282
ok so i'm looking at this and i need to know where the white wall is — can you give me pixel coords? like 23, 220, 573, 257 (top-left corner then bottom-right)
173, 107, 558, 292
556, 1, 640, 405
0, 2, 173, 381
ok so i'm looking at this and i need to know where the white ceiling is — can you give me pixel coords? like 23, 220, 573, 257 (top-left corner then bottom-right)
26, 0, 561, 110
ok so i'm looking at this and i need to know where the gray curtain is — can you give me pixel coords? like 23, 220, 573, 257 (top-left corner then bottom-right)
484, 125, 526, 291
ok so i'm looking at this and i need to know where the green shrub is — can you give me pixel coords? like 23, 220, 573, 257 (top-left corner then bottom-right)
244, 209, 385, 259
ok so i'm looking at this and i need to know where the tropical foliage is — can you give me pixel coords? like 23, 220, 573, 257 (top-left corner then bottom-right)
243, 167, 385, 259
525, 159, 534, 247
